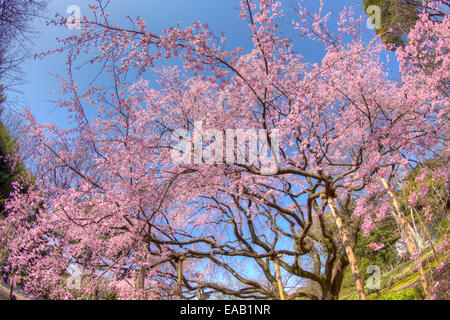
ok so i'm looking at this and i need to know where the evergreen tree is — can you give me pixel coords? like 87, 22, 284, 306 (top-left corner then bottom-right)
363, 0, 449, 50
0, 90, 27, 215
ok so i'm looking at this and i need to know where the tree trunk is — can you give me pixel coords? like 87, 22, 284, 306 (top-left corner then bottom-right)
135, 264, 147, 299
328, 198, 367, 300
320, 281, 338, 300
408, 212, 425, 250
413, 208, 439, 264
381, 178, 430, 299
9, 279, 15, 300
330, 257, 348, 300
274, 256, 286, 300
177, 258, 184, 298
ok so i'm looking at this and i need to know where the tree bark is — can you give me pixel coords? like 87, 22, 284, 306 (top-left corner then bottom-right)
328, 198, 367, 300
413, 208, 439, 264
177, 257, 184, 298
135, 264, 147, 299
274, 256, 286, 300
9, 279, 15, 300
381, 178, 430, 299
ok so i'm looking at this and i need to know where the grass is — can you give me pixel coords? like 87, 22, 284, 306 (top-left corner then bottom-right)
369, 288, 422, 300
340, 248, 445, 300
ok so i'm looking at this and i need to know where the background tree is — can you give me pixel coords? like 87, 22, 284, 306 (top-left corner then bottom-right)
0, 0, 44, 215
0, 121, 28, 215
398, 157, 449, 259
0, 0, 47, 91
363, 0, 449, 49
0, 0, 47, 162
0, 0, 44, 288
0, 0, 447, 300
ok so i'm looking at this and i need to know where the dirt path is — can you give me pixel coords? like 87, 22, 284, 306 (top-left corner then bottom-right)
0, 281, 28, 300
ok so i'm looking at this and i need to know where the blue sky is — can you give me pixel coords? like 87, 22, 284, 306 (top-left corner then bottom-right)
11, 0, 396, 127
6, 0, 404, 295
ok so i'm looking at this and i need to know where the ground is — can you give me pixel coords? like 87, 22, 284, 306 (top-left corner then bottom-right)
0, 259, 447, 300
0, 281, 27, 300
340, 254, 449, 300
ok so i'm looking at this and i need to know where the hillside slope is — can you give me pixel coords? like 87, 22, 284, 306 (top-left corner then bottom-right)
340, 257, 449, 300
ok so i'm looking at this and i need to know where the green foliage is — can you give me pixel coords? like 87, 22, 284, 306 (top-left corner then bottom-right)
370, 287, 423, 300
397, 156, 449, 240
340, 156, 449, 300
363, 0, 419, 49
363, 0, 449, 51
340, 213, 401, 299
0, 119, 28, 215
358, 218, 399, 266
0, 86, 30, 217
340, 216, 400, 297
